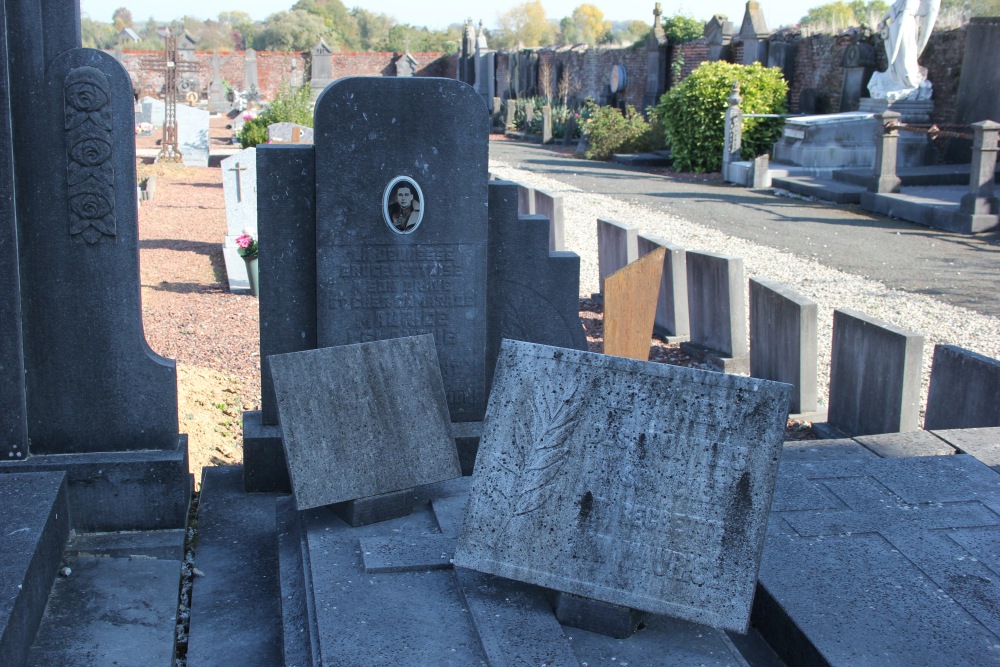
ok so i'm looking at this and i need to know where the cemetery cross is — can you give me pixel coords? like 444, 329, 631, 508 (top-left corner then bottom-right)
140, 28, 200, 163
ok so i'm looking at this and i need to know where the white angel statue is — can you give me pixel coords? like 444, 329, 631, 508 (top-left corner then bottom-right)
867, 0, 941, 102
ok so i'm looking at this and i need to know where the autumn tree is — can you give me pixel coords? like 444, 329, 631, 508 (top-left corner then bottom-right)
112, 7, 133, 31
564, 4, 612, 45
255, 9, 329, 51
495, 1, 555, 48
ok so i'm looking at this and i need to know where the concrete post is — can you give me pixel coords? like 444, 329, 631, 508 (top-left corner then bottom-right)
722, 82, 743, 181
960, 120, 1000, 216
869, 110, 902, 193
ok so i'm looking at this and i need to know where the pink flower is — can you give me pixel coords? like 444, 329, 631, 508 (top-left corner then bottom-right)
236, 234, 253, 249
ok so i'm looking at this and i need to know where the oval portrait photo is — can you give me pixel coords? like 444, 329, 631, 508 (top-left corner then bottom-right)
383, 176, 424, 234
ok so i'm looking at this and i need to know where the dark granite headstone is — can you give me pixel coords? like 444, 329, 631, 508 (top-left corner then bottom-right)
309, 39, 333, 102
270, 335, 461, 511
0, 2, 188, 531
455, 340, 791, 633
839, 42, 875, 112
955, 18, 1000, 127
0, 0, 27, 463
314, 77, 489, 422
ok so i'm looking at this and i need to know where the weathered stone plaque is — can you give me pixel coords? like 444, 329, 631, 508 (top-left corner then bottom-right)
269, 335, 461, 510
454, 340, 791, 633
604, 246, 665, 360
314, 77, 489, 422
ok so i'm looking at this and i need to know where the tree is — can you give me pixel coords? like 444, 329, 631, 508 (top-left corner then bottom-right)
566, 4, 612, 45
81, 17, 116, 49
608, 20, 652, 45
220, 11, 257, 49
112, 7, 133, 31
294, 0, 360, 49
255, 10, 330, 51
662, 12, 703, 44
800, 1, 870, 29
496, 1, 554, 48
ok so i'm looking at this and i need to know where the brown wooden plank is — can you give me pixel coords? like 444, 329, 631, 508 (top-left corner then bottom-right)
604, 247, 665, 360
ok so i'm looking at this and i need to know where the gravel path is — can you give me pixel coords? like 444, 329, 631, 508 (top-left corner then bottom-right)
488, 158, 1000, 424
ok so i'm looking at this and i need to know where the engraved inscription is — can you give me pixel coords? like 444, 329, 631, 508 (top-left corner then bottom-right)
65, 66, 116, 244
330, 242, 485, 411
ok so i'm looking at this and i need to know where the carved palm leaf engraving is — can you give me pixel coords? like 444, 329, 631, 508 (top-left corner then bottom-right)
491, 382, 579, 544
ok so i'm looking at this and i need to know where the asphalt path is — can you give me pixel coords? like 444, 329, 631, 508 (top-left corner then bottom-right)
490, 140, 1000, 319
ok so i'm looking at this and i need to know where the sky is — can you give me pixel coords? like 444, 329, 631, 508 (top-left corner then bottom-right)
79, 0, 821, 33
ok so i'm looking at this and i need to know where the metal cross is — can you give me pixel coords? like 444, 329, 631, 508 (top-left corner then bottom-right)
140, 28, 201, 163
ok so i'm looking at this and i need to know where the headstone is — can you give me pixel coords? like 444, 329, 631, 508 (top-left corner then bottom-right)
267, 122, 313, 144
839, 41, 875, 112
955, 18, 1000, 127
603, 247, 665, 360
524, 101, 534, 127
504, 101, 515, 131
637, 234, 689, 342
244, 48, 259, 98
244, 79, 586, 493
749, 278, 818, 416
517, 183, 534, 215
220, 148, 257, 292
705, 15, 735, 61
826, 308, 923, 436
0, 0, 27, 462
644, 3, 668, 109
310, 39, 333, 102
738, 0, 769, 65
766, 41, 796, 89
532, 188, 564, 251
269, 335, 461, 512
0, 11, 189, 531
460, 19, 475, 85
455, 340, 792, 633
596, 218, 639, 296
315, 77, 489, 423
175, 30, 199, 102
542, 104, 552, 144
680, 250, 749, 373
208, 51, 228, 113
924, 345, 1000, 430
394, 52, 418, 77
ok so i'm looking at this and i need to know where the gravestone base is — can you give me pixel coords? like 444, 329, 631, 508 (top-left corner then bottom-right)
0, 437, 191, 532
679, 341, 750, 374
810, 421, 850, 439
654, 327, 690, 344
242, 410, 290, 493
553, 592, 648, 639
331, 489, 415, 527
277, 476, 752, 665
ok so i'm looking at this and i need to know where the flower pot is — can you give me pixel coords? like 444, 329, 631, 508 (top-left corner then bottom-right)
243, 255, 259, 297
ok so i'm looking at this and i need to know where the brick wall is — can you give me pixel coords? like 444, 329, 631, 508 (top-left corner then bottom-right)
674, 39, 712, 84
117, 49, 455, 101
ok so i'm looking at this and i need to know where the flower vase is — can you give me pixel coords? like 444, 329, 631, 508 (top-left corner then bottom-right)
243, 255, 259, 297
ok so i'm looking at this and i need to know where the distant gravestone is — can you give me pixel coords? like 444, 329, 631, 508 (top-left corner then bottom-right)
455, 340, 792, 633
310, 39, 333, 102
220, 148, 257, 292
394, 52, 418, 77
532, 188, 563, 251
596, 218, 639, 296
603, 247, 664, 360
244, 49, 259, 98
208, 52, 227, 113
840, 42, 875, 112
269, 335, 461, 511
542, 105, 552, 144
738, 0, 769, 65
267, 122, 313, 144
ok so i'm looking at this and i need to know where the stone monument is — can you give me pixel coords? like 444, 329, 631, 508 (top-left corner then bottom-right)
221, 147, 257, 292
309, 39, 333, 103
455, 340, 792, 633
867, 0, 941, 103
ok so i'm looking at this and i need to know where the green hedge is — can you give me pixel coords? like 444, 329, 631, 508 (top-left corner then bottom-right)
238, 84, 313, 148
580, 101, 663, 161
657, 61, 788, 173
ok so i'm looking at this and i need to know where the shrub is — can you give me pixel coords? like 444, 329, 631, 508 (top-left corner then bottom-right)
656, 61, 788, 173
580, 101, 663, 160
238, 84, 313, 148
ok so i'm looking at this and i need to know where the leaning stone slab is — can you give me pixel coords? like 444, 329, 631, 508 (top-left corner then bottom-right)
455, 340, 791, 633
925, 344, 1000, 430
603, 247, 664, 360
269, 335, 462, 511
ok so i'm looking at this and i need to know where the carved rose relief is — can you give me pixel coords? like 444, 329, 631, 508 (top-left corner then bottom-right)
65, 66, 116, 244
